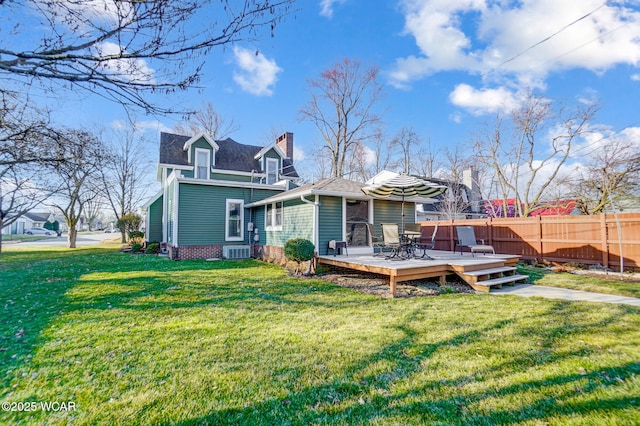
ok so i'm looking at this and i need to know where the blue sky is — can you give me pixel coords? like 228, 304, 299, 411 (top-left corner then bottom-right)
25, 1, 640, 185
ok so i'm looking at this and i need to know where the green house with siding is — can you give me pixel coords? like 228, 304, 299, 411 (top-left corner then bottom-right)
144, 131, 431, 260
245, 177, 420, 257
144, 131, 299, 260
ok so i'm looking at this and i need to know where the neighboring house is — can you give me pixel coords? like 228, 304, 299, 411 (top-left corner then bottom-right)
486, 199, 582, 218
416, 168, 485, 221
144, 131, 437, 260
1, 212, 55, 235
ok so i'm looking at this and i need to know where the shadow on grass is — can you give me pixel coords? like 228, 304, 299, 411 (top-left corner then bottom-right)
0, 249, 298, 392
1, 249, 638, 424
171, 303, 638, 425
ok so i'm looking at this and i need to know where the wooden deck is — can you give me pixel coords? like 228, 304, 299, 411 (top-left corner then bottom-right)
318, 250, 527, 296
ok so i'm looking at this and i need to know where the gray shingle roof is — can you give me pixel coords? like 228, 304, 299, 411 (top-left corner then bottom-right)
23, 212, 52, 222
159, 132, 298, 178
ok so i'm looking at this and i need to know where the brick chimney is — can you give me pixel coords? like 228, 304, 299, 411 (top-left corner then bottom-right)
463, 167, 481, 213
276, 132, 294, 159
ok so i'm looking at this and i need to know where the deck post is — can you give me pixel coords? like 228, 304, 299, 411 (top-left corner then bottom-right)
439, 274, 446, 286
389, 275, 397, 297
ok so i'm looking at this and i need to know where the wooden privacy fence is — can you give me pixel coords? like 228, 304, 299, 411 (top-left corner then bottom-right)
419, 212, 640, 271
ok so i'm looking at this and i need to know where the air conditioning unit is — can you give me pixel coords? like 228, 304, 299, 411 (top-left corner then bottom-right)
223, 245, 251, 259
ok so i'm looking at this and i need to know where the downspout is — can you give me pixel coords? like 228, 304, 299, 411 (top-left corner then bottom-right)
300, 194, 320, 250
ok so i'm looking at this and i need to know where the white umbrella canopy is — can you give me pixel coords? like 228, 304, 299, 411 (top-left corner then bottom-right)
362, 174, 447, 229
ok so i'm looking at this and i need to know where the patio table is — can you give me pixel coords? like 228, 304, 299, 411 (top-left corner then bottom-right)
398, 231, 421, 259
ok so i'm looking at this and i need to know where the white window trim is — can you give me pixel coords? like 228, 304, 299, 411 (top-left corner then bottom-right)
266, 157, 279, 185
265, 201, 283, 231
225, 199, 244, 242
194, 148, 210, 180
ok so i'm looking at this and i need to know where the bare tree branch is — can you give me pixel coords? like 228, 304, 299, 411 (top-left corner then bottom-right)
474, 94, 598, 217
300, 58, 383, 178
1, 0, 295, 114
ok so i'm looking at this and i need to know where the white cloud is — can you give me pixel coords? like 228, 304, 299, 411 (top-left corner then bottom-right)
293, 145, 306, 162
111, 119, 173, 134
96, 42, 155, 83
391, 0, 640, 88
232, 47, 282, 96
319, 0, 346, 18
449, 84, 521, 115
449, 112, 463, 123
632, 74, 640, 81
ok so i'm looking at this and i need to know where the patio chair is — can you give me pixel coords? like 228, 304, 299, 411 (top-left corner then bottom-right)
455, 226, 495, 256
414, 223, 438, 259
404, 223, 422, 239
380, 223, 401, 259
366, 223, 387, 256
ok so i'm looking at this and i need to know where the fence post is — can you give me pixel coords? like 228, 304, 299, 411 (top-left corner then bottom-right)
449, 219, 455, 252
600, 213, 609, 268
537, 215, 543, 263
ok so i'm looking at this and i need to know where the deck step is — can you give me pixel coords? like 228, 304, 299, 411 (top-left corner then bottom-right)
468, 274, 528, 293
464, 266, 517, 276
478, 274, 529, 287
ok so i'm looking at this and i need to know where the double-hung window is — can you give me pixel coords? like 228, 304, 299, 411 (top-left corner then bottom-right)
225, 199, 244, 241
265, 201, 283, 231
195, 148, 210, 180
266, 158, 279, 185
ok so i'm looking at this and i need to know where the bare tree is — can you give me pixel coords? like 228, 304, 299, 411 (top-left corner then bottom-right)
571, 136, 640, 214
393, 127, 421, 175
1, 1, 294, 114
0, 92, 65, 253
0, 92, 63, 168
474, 94, 598, 217
370, 130, 398, 177
100, 125, 152, 243
300, 58, 383, 177
48, 129, 104, 248
83, 198, 105, 232
0, 167, 52, 253
174, 102, 239, 139
413, 138, 441, 179
436, 148, 474, 219
308, 146, 333, 181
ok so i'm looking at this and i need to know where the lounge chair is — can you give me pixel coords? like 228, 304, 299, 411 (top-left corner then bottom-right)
455, 226, 495, 256
415, 223, 438, 259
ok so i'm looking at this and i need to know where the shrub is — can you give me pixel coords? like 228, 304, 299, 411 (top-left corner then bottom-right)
44, 220, 60, 234
130, 243, 142, 253
117, 213, 142, 240
145, 242, 160, 254
284, 238, 315, 275
129, 230, 145, 240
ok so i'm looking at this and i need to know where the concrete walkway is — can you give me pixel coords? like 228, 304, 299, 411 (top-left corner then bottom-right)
492, 283, 640, 307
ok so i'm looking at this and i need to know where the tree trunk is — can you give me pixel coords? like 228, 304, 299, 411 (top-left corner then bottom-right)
68, 226, 77, 248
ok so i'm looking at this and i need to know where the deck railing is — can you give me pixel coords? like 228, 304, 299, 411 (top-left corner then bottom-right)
419, 212, 640, 270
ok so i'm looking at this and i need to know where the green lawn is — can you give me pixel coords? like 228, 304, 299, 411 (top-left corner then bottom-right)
519, 264, 640, 298
1, 248, 639, 425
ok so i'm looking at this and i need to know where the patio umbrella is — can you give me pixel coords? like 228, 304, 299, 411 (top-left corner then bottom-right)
362, 174, 447, 230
